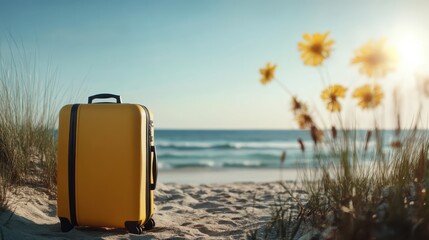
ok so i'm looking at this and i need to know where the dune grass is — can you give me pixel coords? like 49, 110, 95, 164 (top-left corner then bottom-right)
303, 131, 429, 238
248, 130, 429, 240
253, 30, 429, 239
0, 42, 63, 211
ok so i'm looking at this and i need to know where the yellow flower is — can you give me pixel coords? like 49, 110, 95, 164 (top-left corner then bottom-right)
351, 38, 398, 78
298, 32, 334, 66
321, 84, 347, 112
259, 63, 277, 84
291, 96, 308, 114
296, 113, 313, 129
352, 84, 384, 109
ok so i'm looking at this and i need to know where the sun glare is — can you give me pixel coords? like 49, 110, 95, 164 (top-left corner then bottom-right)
394, 35, 424, 70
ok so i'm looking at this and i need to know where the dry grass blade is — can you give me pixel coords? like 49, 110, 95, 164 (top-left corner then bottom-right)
310, 125, 323, 146
393, 88, 401, 137
364, 130, 372, 152
280, 151, 286, 164
331, 125, 337, 139
297, 138, 305, 152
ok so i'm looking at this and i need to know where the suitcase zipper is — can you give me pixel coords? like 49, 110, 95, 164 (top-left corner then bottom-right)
68, 104, 80, 226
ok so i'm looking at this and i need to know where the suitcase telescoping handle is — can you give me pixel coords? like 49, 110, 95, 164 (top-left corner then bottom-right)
150, 146, 158, 190
88, 93, 122, 104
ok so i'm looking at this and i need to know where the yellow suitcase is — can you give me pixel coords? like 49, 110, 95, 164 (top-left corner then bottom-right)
57, 94, 157, 234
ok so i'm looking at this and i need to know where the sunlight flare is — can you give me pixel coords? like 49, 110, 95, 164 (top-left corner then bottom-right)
394, 35, 424, 70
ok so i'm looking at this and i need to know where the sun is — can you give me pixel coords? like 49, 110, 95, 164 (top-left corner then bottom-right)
394, 35, 424, 70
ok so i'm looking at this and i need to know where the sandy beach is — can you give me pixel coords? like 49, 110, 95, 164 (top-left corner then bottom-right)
159, 168, 300, 184
0, 170, 302, 240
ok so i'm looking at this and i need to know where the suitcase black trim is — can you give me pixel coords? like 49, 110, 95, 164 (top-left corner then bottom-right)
59, 217, 74, 232
149, 146, 157, 190
68, 104, 80, 226
140, 105, 153, 224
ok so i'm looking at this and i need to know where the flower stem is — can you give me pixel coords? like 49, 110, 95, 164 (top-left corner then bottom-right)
336, 111, 344, 130
317, 67, 327, 87
275, 79, 293, 96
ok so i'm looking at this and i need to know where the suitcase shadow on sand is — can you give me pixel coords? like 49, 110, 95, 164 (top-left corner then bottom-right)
0, 209, 159, 239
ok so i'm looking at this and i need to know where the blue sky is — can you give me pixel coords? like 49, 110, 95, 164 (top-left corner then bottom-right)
1, 0, 429, 129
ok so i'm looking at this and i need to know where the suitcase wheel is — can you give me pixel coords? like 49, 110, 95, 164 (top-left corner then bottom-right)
125, 220, 144, 234
125, 218, 155, 234
59, 217, 74, 232
127, 225, 144, 234
143, 218, 156, 230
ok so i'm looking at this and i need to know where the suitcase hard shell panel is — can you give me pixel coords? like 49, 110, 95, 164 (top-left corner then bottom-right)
57, 106, 72, 220
57, 103, 154, 229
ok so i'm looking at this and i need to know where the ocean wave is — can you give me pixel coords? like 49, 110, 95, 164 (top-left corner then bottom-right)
157, 160, 273, 169
157, 160, 322, 169
157, 154, 386, 170
158, 152, 284, 160
222, 161, 268, 168
159, 160, 218, 169
156, 141, 312, 150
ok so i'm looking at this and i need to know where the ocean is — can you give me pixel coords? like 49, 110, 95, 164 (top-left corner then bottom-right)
155, 129, 405, 170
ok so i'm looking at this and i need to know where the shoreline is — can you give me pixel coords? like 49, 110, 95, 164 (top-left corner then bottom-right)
159, 168, 301, 184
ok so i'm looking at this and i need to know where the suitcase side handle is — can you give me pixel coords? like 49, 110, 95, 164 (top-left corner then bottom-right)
88, 93, 122, 104
150, 146, 158, 190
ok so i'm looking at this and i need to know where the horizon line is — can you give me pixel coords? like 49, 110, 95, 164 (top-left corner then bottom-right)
155, 128, 429, 131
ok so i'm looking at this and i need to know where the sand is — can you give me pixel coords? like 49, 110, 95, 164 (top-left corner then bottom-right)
158, 168, 300, 184
0, 180, 301, 239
